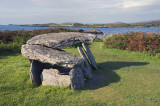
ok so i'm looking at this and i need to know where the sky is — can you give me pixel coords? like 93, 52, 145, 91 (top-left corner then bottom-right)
0, 0, 160, 25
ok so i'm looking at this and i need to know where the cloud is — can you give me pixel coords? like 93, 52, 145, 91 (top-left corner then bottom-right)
28, 0, 51, 6
0, 0, 160, 24
122, 0, 157, 8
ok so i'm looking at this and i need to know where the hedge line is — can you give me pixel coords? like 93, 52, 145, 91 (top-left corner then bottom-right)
104, 32, 160, 57
0, 28, 74, 43
0, 28, 76, 52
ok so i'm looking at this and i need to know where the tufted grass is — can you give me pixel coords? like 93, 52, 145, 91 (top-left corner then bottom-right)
0, 42, 160, 105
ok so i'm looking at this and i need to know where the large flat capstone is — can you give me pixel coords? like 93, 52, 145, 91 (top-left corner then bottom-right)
22, 44, 84, 67
27, 32, 96, 49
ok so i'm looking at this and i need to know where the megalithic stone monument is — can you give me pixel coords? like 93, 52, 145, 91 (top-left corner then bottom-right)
21, 32, 97, 90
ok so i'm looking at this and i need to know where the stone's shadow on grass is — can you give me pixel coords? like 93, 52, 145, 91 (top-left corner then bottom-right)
85, 61, 149, 90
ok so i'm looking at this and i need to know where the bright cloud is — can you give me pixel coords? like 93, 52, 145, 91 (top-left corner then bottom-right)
122, 0, 156, 8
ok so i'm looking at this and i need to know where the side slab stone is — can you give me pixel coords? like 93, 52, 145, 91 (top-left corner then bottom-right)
41, 69, 71, 86
77, 46, 92, 79
30, 60, 44, 85
82, 43, 98, 70
41, 66, 85, 90
29, 60, 52, 85
70, 66, 85, 90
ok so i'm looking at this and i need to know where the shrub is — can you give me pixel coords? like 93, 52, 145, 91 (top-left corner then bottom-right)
93, 37, 103, 42
0, 28, 78, 43
0, 28, 78, 53
104, 32, 160, 57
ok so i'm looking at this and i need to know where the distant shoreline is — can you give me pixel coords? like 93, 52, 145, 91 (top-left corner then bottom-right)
1, 24, 160, 28
1, 25, 160, 34
20, 19, 160, 28
21, 24, 160, 28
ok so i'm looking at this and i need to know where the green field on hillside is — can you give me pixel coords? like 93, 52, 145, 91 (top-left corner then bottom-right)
49, 24, 73, 27
0, 42, 160, 105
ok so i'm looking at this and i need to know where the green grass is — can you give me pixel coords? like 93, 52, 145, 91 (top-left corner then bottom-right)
0, 42, 160, 105
49, 24, 73, 27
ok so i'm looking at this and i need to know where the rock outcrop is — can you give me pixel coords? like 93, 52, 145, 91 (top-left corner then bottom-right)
73, 29, 85, 32
85, 29, 103, 34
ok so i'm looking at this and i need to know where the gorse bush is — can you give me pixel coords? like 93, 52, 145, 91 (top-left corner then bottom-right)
104, 32, 160, 57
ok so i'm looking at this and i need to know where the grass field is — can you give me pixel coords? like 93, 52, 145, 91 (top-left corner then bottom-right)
0, 42, 160, 105
49, 24, 73, 27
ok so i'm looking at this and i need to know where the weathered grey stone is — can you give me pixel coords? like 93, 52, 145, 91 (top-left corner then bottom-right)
21, 44, 84, 68
29, 60, 53, 85
21, 32, 97, 89
41, 69, 71, 86
77, 46, 92, 79
30, 60, 44, 85
70, 66, 84, 90
82, 43, 98, 70
27, 32, 96, 49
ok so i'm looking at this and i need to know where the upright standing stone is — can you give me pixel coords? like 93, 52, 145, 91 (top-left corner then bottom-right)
70, 66, 84, 90
30, 60, 44, 85
82, 43, 98, 70
77, 47, 92, 79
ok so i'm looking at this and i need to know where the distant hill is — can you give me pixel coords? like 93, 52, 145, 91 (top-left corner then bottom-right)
110, 22, 126, 24
128, 19, 160, 27
22, 19, 160, 28
62, 22, 75, 25
132, 19, 160, 24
